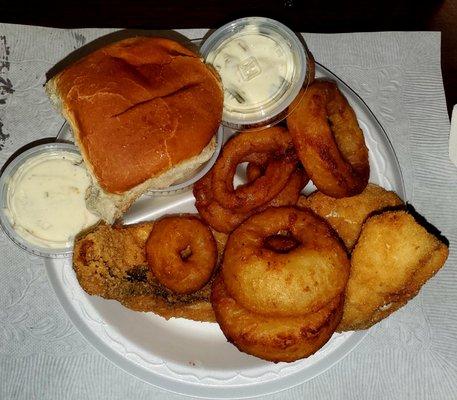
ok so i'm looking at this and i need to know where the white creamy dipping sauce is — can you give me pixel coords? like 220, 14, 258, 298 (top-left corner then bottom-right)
5, 151, 99, 249
206, 25, 295, 113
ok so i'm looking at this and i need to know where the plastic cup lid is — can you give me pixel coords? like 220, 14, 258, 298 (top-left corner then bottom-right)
200, 17, 307, 129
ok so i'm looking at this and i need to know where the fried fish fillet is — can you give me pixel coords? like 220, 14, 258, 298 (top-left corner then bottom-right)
306, 183, 403, 251
73, 221, 227, 322
338, 210, 449, 331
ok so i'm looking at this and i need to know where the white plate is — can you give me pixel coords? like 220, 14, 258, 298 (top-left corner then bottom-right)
44, 62, 406, 399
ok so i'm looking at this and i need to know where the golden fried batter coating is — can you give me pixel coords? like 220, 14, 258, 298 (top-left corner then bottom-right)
212, 127, 297, 212
146, 216, 217, 294
338, 210, 449, 331
212, 207, 350, 362
73, 222, 154, 298
73, 221, 228, 322
307, 183, 403, 251
194, 167, 306, 234
287, 80, 369, 198
223, 207, 350, 317
211, 275, 344, 363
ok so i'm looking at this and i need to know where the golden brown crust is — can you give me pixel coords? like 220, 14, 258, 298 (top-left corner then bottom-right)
51, 37, 223, 194
287, 80, 369, 198
194, 167, 307, 234
211, 206, 349, 362
120, 294, 215, 322
146, 216, 217, 294
222, 207, 350, 317
307, 183, 404, 251
73, 219, 227, 322
338, 210, 449, 331
211, 127, 297, 212
211, 275, 344, 362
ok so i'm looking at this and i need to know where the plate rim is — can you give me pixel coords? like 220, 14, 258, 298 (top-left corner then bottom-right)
45, 258, 368, 399
44, 60, 406, 399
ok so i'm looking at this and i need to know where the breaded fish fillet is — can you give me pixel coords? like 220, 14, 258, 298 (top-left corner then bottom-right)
73, 221, 227, 322
306, 183, 403, 251
338, 210, 449, 331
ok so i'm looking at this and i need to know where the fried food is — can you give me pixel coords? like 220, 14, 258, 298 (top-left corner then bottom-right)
307, 183, 403, 250
212, 207, 350, 362
194, 162, 307, 234
296, 194, 309, 208
212, 127, 296, 212
287, 80, 369, 198
146, 216, 217, 294
245, 161, 264, 182
73, 221, 227, 322
223, 207, 350, 317
194, 170, 246, 234
195, 127, 310, 234
211, 230, 229, 262
211, 275, 344, 363
338, 210, 449, 331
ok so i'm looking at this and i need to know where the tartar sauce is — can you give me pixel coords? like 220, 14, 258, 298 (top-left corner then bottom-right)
5, 151, 99, 249
206, 25, 295, 112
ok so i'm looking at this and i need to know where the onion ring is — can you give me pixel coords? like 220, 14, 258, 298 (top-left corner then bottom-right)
211, 127, 296, 212
287, 80, 369, 198
194, 166, 307, 234
211, 274, 344, 362
146, 216, 217, 294
222, 207, 350, 317
245, 161, 264, 182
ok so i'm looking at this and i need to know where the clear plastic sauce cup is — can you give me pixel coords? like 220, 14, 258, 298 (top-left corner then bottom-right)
200, 16, 313, 131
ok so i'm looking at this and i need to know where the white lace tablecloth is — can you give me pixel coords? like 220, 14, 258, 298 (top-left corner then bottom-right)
1, 25, 456, 399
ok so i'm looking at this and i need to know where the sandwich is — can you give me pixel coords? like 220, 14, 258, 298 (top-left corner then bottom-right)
46, 36, 223, 223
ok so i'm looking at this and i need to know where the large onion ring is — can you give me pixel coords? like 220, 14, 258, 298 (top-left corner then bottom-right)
211, 275, 344, 362
222, 207, 350, 317
146, 216, 217, 294
212, 127, 296, 212
287, 80, 369, 198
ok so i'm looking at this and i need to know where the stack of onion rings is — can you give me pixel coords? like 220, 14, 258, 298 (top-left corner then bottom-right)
194, 127, 308, 233
211, 207, 350, 362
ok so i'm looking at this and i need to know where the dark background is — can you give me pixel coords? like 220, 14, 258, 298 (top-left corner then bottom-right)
1, 0, 456, 115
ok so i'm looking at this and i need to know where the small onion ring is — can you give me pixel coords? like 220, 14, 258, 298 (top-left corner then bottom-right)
146, 216, 217, 294
287, 80, 369, 198
212, 127, 296, 212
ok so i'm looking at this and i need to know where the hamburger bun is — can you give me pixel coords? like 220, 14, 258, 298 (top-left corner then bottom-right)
46, 36, 223, 223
